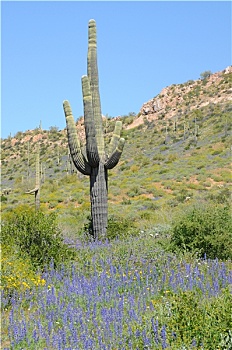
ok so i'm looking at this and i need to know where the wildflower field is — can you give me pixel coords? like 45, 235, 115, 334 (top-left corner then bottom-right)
1, 207, 232, 349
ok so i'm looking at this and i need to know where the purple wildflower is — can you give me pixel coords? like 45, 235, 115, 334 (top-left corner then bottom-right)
160, 324, 168, 348
151, 317, 159, 344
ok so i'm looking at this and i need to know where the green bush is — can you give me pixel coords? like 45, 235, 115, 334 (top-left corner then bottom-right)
84, 215, 139, 241
166, 288, 232, 348
1, 195, 7, 202
170, 202, 232, 259
1, 209, 76, 268
207, 187, 230, 204
107, 216, 139, 240
200, 70, 212, 80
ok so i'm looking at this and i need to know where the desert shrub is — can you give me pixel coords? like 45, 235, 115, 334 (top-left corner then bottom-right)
1, 209, 76, 269
202, 181, 212, 188
122, 197, 132, 205
211, 174, 223, 182
211, 148, 224, 155
166, 153, 178, 163
160, 145, 169, 152
152, 154, 165, 162
1, 195, 7, 202
200, 70, 212, 80
220, 169, 232, 183
84, 215, 139, 241
127, 185, 143, 198
107, 216, 139, 240
170, 202, 232, 259
130, 164, 140, 172
123, 115, 134, 126
207, 187, 230, 204
165, 287, 232, 348
174, 188, 192, 203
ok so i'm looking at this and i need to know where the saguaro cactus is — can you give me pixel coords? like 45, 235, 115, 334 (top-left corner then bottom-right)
63, 19, 125, 240
25, 145, 40, 211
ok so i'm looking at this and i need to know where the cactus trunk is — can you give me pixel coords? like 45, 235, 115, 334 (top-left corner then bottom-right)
35, 149, 40, 211
90, 162, 108, 238
25, 144, 40, 211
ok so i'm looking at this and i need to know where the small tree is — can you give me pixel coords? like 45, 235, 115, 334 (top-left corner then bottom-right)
200, 70, 212, 80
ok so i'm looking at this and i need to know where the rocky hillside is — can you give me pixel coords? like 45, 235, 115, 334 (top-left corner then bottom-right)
126, 66, 232, 130
1, 66, 231, 232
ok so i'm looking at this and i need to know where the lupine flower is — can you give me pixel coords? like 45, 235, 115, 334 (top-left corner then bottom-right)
160, 324, 168, 348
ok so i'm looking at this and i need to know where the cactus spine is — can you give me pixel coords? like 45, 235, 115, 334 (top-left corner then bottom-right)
63, 19, 125, 240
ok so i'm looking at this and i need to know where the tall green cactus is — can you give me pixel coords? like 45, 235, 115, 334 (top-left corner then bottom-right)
63, 19, 125, 240
25, 144, 40, 211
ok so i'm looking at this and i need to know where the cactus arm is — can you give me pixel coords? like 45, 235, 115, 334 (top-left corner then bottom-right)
25, 188, 39, 194
105, 138, 125, 169
63, 100, 91, 175
87, 19, 105, 159
107, 120, 123, 157
81, 75, 100, 167
105, 121, 124, 169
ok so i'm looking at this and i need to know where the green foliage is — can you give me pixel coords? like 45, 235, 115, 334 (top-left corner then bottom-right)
1, 195, 7, 202
207, 187, 230, 204
173, 188, 192, 203
122, 114, 135, 126
49, 126, 60, 133
200, 70, 212, 80
84, 215, 139, 241
166, 153, 177, 163
127, 185, 143, 198
170, 202, 232, 259
129, 285, 232, 348
165, 287, 232, 348
107, 215, 139, 240
1, 209, 76, 268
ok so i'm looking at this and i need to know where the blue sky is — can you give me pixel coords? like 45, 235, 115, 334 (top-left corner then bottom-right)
1, 1, 231, 138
